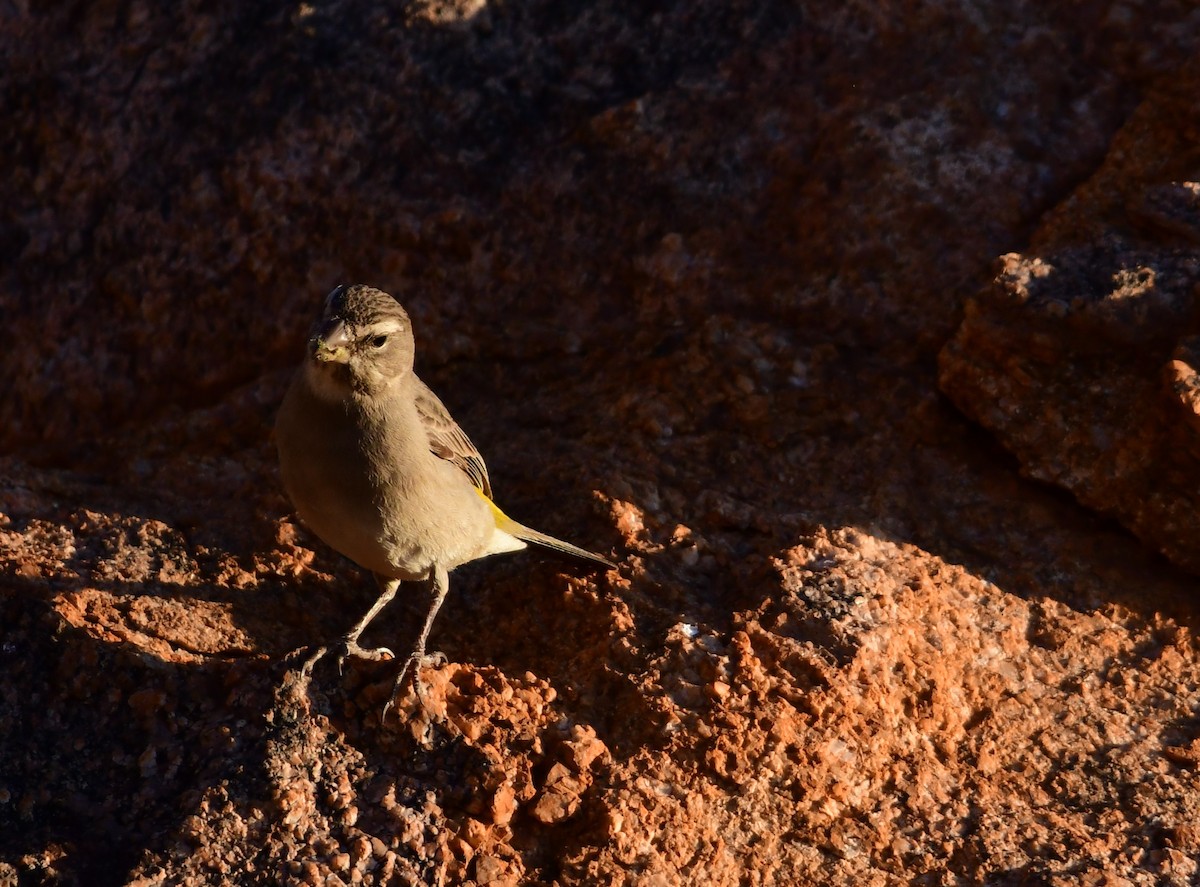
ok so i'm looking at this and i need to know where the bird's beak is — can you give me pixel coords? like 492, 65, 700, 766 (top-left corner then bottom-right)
310, 320, 352, 363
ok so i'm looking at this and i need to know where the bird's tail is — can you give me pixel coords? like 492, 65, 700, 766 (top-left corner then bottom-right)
503, 519, 616, 568
477, 489, 615, 568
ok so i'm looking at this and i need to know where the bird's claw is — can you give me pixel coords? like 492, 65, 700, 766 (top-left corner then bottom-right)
297, 644, 330, 681
296, 639, 394, 679
335, 640, 395, 675
380, 651, 447, 722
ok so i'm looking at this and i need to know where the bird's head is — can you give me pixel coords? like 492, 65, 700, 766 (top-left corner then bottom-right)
304, 284, 416, 398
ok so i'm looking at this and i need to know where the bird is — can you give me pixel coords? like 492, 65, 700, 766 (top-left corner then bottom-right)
275, 284, 614, 717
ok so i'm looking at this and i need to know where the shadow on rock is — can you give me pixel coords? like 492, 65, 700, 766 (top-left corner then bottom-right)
0, 590, 278, 886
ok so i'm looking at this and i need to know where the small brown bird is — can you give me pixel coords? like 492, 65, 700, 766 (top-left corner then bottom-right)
275, 284, 613, 716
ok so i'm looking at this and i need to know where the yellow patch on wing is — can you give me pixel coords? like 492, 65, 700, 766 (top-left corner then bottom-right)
474, 486, 513, 529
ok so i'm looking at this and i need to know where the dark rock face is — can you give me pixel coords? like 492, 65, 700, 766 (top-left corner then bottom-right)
940, 60, 1200, 575
4, 2, 1200, 885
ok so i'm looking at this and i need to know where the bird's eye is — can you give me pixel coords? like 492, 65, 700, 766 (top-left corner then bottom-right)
370, 335, 388, 348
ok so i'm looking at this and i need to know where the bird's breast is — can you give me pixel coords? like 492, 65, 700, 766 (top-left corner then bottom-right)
276, 375, 497, 580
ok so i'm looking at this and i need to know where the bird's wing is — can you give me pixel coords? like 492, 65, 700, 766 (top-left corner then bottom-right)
412, 378, 492, 498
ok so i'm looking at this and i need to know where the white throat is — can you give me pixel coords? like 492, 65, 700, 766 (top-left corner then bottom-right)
303, 358, 351, 404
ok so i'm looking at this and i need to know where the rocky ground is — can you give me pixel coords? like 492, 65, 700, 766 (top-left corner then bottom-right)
4, 2, 1200, 884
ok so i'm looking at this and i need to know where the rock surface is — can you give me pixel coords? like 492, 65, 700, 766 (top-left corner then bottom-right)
4, 2, 1200, 885
940, 55, 1200, 576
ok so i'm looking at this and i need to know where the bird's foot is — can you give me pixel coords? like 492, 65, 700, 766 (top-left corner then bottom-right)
335, 638, 395, 674
295, 644, 327, 682
296, 638, 394, 680
381, 650, 448, 722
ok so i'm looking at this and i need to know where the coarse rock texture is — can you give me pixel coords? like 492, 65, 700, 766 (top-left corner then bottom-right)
4, 2, 1200, 886
939, 54, 1200, 576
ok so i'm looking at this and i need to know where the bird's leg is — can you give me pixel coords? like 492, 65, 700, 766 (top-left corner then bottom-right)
382, 565, 450, 721
336, 575, 402, 670
300, 576, 399, 678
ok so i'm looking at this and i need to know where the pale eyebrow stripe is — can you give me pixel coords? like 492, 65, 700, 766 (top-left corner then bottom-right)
362, 318, 406, 335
